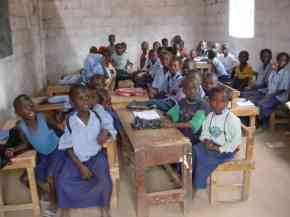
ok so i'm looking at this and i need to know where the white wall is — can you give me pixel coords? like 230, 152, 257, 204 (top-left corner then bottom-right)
204, 0, 290, 69
42, 0, 206, 81
0, 0, 46, 123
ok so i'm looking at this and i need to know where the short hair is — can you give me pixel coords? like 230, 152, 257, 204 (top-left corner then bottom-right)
185, 70, 202, 83
277, 52, 290, 62
260, 48, 272, 59
239, 50, 249, 59
89, 46, 98, 53
162, 38, 168, 43
181, 77, 200, 90
96, 88, 110, 104
208, 86, 231, 102
69, 85, 88, 99
221, 43, 229, 50
202, 72, 218, 83
170, 56, 182, 65
13, 94, 31, 110
208, 49, 217, 59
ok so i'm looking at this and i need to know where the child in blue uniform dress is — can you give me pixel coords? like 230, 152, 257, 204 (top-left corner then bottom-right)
57, 85, 112, 217
192, 87, 242, 189
8, 95, 65, 208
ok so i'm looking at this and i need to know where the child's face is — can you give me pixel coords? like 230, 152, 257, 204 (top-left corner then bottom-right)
202, 79, 217, 94
190, 50, 197, 59
71, 89, 90, 112
149, 51, 157, 61
153, 42, 161, 51
161, 55, 171, 68
222, 47, 228, 55
183, 81, 197, 101
116, 46, 123, 55
89, 91, 99, 108
141, 42, 149, 51
109, 35, 115, 44
15, 98, 36, 120
277, 55, 289, 68
170, 60, 181, 74
239, 52, 249, 64
201, 41, 207, 49
210, 92, 227, 114
162, 39, 168, 47
261, 52, 271, 64
88, 75, 105, 89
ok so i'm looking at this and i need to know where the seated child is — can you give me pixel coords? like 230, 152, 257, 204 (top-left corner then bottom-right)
57, 85, 112, 217
162, 78, 210, 144
232, 50, 254, 90
111, 43, 133, 88
7, 95, 65, 209
107, 34, 116, 57
218, 44, 237, 74
202, 72, 219, 97
196, 40, 209, 57
161, 38, 169, 49
192, 87, 242, 189
208, 49, 230, 83
251, 52, 290, 128
153, 41, 161, 51
140, 41, 149, 70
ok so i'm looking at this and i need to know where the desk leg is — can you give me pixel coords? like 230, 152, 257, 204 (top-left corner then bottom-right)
182, 144, 192, 216
0, 175, 4, 217
134, 151, 148, 217
27, 168, 40, 217
249, 116, 256, 127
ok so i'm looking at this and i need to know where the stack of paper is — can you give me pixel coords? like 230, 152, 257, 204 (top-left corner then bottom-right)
236, 98, 255, 107
133, 110, 160, 120
285, 101, 290, 110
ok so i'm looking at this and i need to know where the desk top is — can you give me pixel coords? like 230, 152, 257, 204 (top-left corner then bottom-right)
116, 109, 190, 152
231, 105, 259, 117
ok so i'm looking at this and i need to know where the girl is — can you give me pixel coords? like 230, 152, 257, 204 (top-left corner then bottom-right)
208, 49, 230, 83
232, 50, 254, 90
8, 95, 65, 214
162, 78, 210, 145
192, 87, 241, 189
57, 85, 112, 217
201, 72, 219, 97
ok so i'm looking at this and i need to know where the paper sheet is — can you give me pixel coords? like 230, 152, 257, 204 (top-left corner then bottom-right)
236, 98, 255, 107
133, 110, 160, 120
286, 102, 290, 110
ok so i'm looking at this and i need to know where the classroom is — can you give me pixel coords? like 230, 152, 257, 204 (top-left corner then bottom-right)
0, 0, 290, 217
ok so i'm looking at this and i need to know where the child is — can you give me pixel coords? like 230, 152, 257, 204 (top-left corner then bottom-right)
82, 46, 105, 85
149, 51, 172, 98
167, 57, 184, 96
162, 78, 210, 144
208, 49, 230, 83
87, 73, 106, 90
232, 50, 254, 90
111, 43, 133, 88
196, 40, 208, 57
218, 44, 237, 74
161, 38, 169, 49
192, 86, 242, 189
202, 72, 219, 97
57, 85, 112, 217
254, 52, 290, 128
8, 95, 65, 210
140, 41, 149, 70
153, 41, 161, 51
107, 34, 116, 57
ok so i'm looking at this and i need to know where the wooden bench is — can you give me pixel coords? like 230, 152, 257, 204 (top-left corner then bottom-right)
0, 120, 40, 217
269, 102, 290, 131
209, 124, 255, 204
219, 82, 241, 109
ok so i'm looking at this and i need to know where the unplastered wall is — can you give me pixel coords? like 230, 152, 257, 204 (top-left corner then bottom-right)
205, 0, 290, 69
0, 0, 46, 123
43, 0, 206, 80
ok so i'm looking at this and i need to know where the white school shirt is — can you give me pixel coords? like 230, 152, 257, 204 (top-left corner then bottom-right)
218, 53, 237, 73
148, 59, 161, 78
92, 104, 117, 139
268, 67, 290, 103
111, 52, 130, 71
168, 72, 183, 95
255, 63, 273, 87
59, 111, 102, 162
200, 110, 242, 153
152, 65, 170, 93
213, 58, 228, 77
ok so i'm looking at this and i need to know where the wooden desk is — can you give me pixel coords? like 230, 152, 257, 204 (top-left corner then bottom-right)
111, 92, 149, 110
231, 105, 259, 127
117, 109, 192, 217
0, 120, 39, 217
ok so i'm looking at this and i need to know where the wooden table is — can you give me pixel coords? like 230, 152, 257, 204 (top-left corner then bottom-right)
231, 105, 259, 127
117, 109, 192, 217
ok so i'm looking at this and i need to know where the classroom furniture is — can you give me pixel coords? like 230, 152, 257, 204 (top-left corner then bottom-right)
116, 109, 192, 217
0, 120, 40, 217
269, 101, 290, 131
231, 105, 259, 127
209, 124, 255, 204
219, 82, 241, 108
111, 92, 149, 110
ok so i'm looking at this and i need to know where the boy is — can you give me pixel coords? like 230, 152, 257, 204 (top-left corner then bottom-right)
108, 34, 116, 57
202, 72, 219, 97
232, 50, 254, 90
192, 86, 241, 189
140, 41, 149, 70
208, 49, 230, 83
162, 38, 169, 49
218, 44, 237, 74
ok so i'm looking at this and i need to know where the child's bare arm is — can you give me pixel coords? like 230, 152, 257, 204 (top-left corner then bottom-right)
97, 129, 110, 146
67, 148, 93, 180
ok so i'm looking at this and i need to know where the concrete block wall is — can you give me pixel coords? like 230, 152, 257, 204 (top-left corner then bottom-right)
204, 0, 290, 69
42, 0, 206, 80
0, 0, 46, 123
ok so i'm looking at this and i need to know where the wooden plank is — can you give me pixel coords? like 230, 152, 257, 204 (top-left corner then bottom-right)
2, 151, 36, 171
1, 204, 34, 212
0, 175, 4, 217
215, 160, 254, 172
27, 168, 40, 217
242, 171, 251, 201
111, 92, 149, 110
209, 173, 218, 205
36, 103, 64, 112
231, 105, 259, 117
147, 190, 184, 205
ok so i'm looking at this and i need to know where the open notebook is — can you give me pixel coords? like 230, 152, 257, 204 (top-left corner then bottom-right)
133, 110, 160, 120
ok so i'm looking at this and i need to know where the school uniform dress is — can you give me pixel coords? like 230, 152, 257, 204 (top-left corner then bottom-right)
256, 67, 290, 121
57, 111, 112, 208
192, 110, 242, 188
135, 59, 161, 88
18, 113, 65, 182
218, 53, 236, 74
232, 64, 254, 90
212, 58, 230, 83
82, 53, 105, 84
111, 52, 131, 88
151, 65, 170, 97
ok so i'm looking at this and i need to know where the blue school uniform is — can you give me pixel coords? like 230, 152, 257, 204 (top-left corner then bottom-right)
192, 110, 242, 188
18, 113, 64, 182
57, 111, 112, 208
82, 53, 105, 84
212, 58, 230, 82
152, 65, 170, 96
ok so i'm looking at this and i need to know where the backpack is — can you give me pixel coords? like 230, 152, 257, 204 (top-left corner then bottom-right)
66, 110, 102, 134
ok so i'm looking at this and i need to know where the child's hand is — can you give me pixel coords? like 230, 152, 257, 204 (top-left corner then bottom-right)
80, 166, 93, 180
148, 88, 157, 98
161, 119, 175, 128
5, 148, 15, 158
97, 129, 110, 146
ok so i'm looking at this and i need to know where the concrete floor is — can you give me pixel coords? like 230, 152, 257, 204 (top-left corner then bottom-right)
1, 129, 290, 217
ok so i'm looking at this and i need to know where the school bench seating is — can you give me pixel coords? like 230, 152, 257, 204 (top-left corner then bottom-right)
269, 103, 290, 131
0, 120, 40, 217
209, 124, 255, 204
